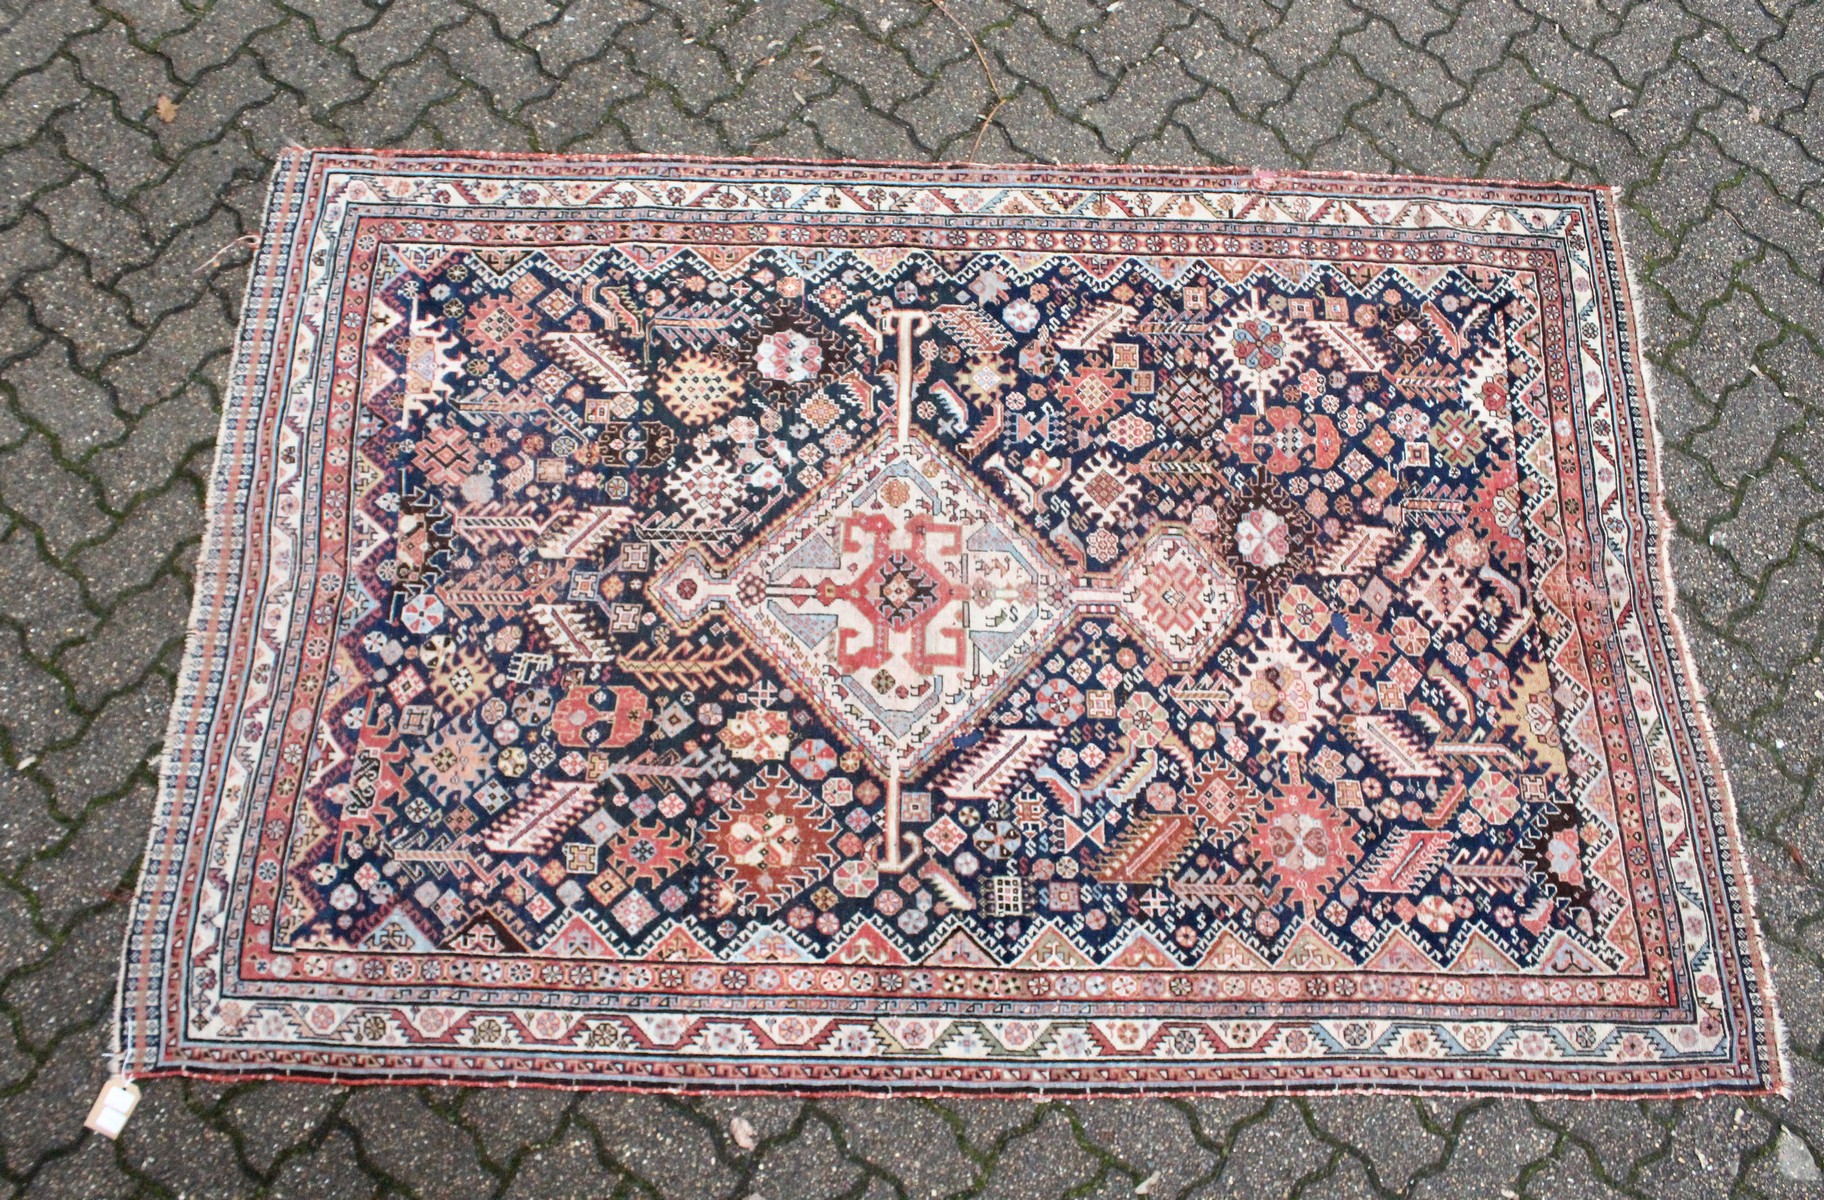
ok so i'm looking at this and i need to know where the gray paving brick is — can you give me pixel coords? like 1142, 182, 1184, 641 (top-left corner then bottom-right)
0, 434, 111, 557
1200, 1101, 1334, 1199
1700, 98, 1822, 198
583, 1094, 740, 1199
249, 19, 367, 114
20, 1134, 133, 1200
69, 19, 178, 123
1071, 1100, 1217, 1196
58, 575, 186, 708
1655, 209, 1758, 316
158, 0, 283, 82
500, 1130, 619, 1199
617, 89, 729, 154
438, 15, 555, 111
20, 258, 140, 369
266, 1128, 381, 1200
222, 1084, 344, 1174
1600, 0, 1703, 86
622, 13, 737, 113
1168, 20, 1287, 116
333, 49, 465, 147
1308, 1098, 1445, 1192
36, 680, 167, 816
425, 87, 537, 152
3, 906, 122, 1049
0, 773, 70, 879
821, 15, 932, 111
751, 1115, 866, 1199
1515, 25, 1631, 116
343, 1089, 499, 1198
524, 0, 652, 75
1765, 1, 1824, 85
1269, 55, 1377, 157
3, 338, 124, 457
1441, 57, 1550, 156
1346, 20, 1465, 118
0, 138, 77, 225
828, 1099, 979, 1198
1690, 373, 1803, 488
1354, 91, 1479, 175
1352, 0, 1453, 44
0, 0, 101, 79
101, 291, 234, 416
0, 884, 50, 977
458, 1087, 579, 1166
131, 134, 265, 238
35, 175, 154, 285
70, 484, 201, 603
522, 51, 643, 146
1256, 0, 1362, 79
1618, 60, 1720, 157
1081, 53, 1201, 151
1410, 1102, 1557, 1200
1082, 0, 1194, 74
1711, 460, 1818, 578
976, 1107, 1101, 1200
806, 84, 925, 160
986, 84, 1101, 161
0, 1024, 108, 1173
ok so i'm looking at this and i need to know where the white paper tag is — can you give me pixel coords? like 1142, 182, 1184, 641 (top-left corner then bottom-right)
84, 1075, 140, 1139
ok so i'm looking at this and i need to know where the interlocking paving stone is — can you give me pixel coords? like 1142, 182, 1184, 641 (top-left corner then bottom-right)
0, 0, 1815, 1195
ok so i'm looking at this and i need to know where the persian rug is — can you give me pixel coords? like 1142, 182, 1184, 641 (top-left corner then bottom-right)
119, 151, 1783, 1098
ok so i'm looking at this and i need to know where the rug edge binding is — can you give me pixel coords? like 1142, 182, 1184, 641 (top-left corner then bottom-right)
113, 146, 317, 1080
1601, 188, 1791, 1101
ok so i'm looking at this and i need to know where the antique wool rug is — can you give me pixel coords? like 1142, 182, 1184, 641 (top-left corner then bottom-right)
118, 151, 1782, 1097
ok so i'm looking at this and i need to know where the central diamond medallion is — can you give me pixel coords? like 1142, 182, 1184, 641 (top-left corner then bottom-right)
655, 433, 1074, 772
655, 431, 1248, 775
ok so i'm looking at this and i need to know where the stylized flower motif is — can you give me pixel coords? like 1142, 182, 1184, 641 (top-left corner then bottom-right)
958, 354, 1015, 406
1231, 316, 1285, 370
1118, 692, 1172, 748
1069, 450, 1140, 524
1057, 362, 1130, 428
605, 820, 690, 887
1035, 679, 1085, 725
1235, 506, 1292, 569
719, 708, 792, 762
412, 717, 490, 800
1428, 409, 1486, 468
1214, 289, 1308, 407
399, 592, 445, 634
461, 293, 537, 356
657, 349, 744, 426
1002, 299, 1040, 331
1415, 894, 1457, 934
1246, 775, 1361, 910
1218, 470, 1314, 600
1234, 633, 1338, 756
1277, 584, 1330, 641
1464, 651, 1511, 703
753, 330, 822, 383
665, 448, 746, 526
701, 765, 839, 913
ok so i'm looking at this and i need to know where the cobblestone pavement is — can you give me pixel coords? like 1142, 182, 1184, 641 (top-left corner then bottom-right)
0, 0, 1819, 1195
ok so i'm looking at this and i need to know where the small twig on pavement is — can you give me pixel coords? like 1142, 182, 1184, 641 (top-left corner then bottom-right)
930, 0, 1007, 162
196, 234, 259, 275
